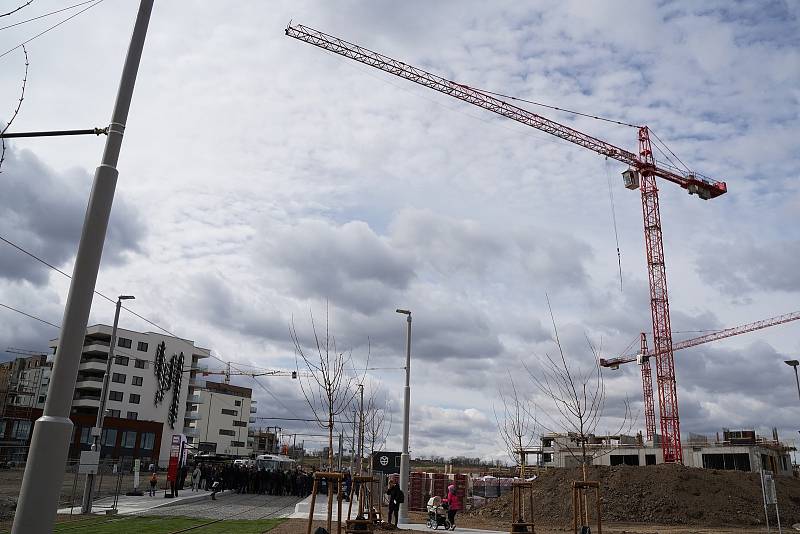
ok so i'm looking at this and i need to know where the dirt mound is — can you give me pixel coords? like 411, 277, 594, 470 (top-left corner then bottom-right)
467, 465, 800, 527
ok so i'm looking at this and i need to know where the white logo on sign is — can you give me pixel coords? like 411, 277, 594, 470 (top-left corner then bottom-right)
380, 455, 389, 466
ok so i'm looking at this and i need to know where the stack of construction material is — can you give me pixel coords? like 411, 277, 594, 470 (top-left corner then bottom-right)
431, 472, 448, 500
408, 472, 426, 511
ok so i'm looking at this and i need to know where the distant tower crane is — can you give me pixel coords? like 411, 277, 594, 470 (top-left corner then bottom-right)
601, 310, 800, 441
286, 23, 729, 463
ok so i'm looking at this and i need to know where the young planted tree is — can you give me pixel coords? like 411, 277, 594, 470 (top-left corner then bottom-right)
363, 385, 392, 460
291, 307, 358, 469
526, 302, 634, 481
493, 374, 537, 476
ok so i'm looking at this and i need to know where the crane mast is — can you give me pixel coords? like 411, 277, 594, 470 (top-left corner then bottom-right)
601, 310, 800, 441
286, 23, 729, 464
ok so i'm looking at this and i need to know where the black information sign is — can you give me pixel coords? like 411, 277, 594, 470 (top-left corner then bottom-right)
371, 451, 401, 474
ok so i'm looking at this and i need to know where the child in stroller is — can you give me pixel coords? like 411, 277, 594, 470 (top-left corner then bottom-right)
426, 496, 452, 530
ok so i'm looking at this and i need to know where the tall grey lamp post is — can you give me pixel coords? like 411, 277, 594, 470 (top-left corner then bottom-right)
785, 360, 800, 401
81, 295, 134, 513
395, 308, 412, 525
11, 2, 154, 533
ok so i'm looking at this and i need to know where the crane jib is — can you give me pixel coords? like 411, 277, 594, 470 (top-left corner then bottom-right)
286, 23, 727, 200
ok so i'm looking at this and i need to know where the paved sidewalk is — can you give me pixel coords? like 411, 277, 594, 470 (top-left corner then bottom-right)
57, 488, 214, 516
291, 495, 505, 533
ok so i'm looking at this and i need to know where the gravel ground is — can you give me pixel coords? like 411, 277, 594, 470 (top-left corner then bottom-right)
139, 492, 302, 521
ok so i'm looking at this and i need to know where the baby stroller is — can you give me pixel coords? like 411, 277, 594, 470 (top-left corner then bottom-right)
426, 496, 451, 530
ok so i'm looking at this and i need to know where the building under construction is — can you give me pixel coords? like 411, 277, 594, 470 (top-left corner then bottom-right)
536, 429, 794, 476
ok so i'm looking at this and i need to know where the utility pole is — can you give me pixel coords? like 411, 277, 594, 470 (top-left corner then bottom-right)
358, 384, 365, 474
81, 295, 134, 513
395, 309, 412, 525
338, 433, 343, 470
11, 3, 154, 532
350, 408, 357, 473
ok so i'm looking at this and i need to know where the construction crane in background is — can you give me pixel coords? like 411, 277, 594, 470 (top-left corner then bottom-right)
600, 310, 800, 441
286, 24, 728, 463
202, 361, 308, 384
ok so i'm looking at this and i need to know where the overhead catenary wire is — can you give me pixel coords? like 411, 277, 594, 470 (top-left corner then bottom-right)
0, 0, 105, 60
0, 0, 95, 31
0, 302, 59, 329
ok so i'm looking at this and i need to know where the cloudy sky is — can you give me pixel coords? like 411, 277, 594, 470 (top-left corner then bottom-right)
0, 1, 798, 461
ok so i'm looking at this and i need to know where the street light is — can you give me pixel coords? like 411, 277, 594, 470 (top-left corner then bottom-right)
81, 295, 134, 514
395, 308, 411, 525
785, 360, 800, 401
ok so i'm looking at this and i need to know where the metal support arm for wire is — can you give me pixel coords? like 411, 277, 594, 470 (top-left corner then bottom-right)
0, 127, 108, 138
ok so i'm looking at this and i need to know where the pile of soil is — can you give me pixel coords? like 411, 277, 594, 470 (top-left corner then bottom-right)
466, 465, 800, 527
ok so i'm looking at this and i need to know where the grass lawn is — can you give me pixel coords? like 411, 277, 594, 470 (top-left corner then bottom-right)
8, 515, 287, 534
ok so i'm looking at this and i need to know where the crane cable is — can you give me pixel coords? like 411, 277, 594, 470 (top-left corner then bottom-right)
605, 157, 623, 292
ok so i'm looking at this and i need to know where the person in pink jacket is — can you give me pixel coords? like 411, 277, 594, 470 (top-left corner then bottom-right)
443, 484, 462, 530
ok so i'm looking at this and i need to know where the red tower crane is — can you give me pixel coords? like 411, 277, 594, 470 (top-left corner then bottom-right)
600, 310, 800, 441
286, 23, 728, 463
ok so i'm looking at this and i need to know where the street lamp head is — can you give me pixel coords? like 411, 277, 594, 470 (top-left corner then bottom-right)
395, 309, 410, 315
785, 360, 799, 367
118, 295, 135, 301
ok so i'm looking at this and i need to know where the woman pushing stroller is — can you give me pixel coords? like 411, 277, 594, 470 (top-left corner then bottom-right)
442, 484, 462, 530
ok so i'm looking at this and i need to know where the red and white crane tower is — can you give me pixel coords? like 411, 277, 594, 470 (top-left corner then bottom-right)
286, 24, 729, 463
601, 310, 800, 441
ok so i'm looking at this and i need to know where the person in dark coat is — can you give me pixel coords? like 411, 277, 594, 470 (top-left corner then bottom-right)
385, 478, 403, 526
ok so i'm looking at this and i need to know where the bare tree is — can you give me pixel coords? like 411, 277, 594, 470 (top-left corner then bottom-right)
363, 385, 392, 459
290, 306, 358, 469
1, 1, 33, 19
1, 45, 28, 173
493, 374, 537, 476
526, 300, 634, 481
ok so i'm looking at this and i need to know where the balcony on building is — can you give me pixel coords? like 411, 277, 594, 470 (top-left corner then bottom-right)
249, 416, 256, 424
184, 412, 202, 421
183, 427, 199, 437
188, 375, 206, 388
190, 360, 208, 372
248, 429, 255, 437
250, 406, 257, 414
74, 375, 104, 390
186, 394, 203, 404
72, 393, 101, 408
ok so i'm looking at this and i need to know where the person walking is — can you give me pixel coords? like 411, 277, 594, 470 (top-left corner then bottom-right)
191, 465, 201, 491
385, 478, 403, 527
149, 472, 158, 497
443, 484, 461, 531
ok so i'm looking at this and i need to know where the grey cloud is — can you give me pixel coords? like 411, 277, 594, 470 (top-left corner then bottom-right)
695, 239, 800, 297
0, 145, 145, 286
262, 219, 413, 315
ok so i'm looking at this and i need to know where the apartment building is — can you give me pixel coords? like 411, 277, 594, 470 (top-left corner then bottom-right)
537, 429, 794, 476
190, 380, 255, 457
49, 324, 211, 466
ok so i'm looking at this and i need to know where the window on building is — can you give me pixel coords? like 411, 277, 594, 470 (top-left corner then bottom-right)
121, 431, 137, 448
140, 432, 155, 450
107, 409, 121, 418
114, 356, 129, 366
109, 391, 123, 402
112, 373, 126, 384
117, 338, 132, 349
232, 420, 247, 427
231, 441, 245, 447
127, 411, 138, 420
221, 409, 237, 416
234, 400, 241, 407
11, 420, 31, 440
38, 395, 46, 404
132, 376, 143, 386
80, 427, 92, 445
129, 393, 140, 404
219, 429, 235, 436
134, 359, 147, 369
137, 341, 148, 352
101, 428, 117, 447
